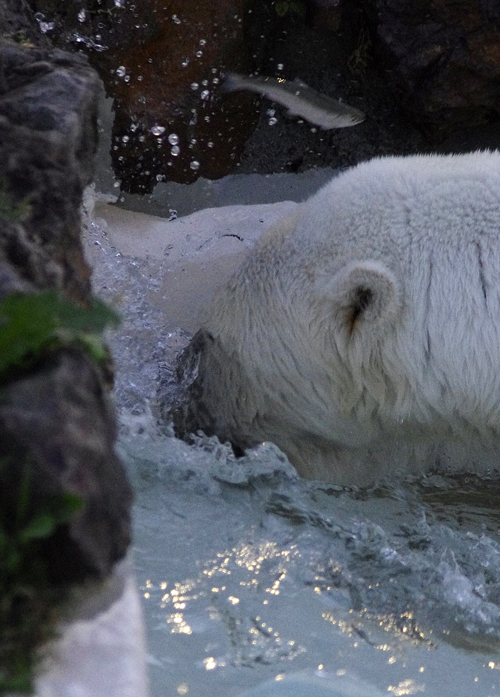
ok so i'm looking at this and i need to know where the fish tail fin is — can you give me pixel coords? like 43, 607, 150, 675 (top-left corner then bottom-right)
221, 72, 243, 93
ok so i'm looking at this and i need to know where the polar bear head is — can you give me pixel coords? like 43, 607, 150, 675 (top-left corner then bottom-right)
172, 152, 500, 484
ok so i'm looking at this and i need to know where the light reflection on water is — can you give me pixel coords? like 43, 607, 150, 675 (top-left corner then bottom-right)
125, 433, 500, 697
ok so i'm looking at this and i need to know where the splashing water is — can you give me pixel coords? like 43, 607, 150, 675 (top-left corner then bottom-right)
82, 186, 500, 697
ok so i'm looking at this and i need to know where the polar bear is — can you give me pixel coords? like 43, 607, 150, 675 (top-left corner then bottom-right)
171, 152, 500, 485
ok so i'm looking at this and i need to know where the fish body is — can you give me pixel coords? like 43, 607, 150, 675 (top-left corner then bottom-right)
223, 72, 365, 129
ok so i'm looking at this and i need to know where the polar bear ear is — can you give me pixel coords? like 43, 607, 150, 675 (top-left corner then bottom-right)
325, 260, 402, 336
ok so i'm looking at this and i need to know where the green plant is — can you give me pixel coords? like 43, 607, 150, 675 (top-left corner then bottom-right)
0, 290, 120, 381
0, 461, 84, 693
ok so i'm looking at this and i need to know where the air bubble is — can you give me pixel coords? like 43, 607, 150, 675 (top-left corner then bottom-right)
195, 51, 203, 58
268, 117, 278, 126
200, 90, 210, 100
78, 9, 87, 22
202, 79, 209, 86
182, 59, 190, 67
172, 14, 181, 24
190, 82, 199, 90
116, 66, 127, 78
171, 145, 180, 156
114, 0, 125, 6
168, 133, 179, 145
199, 39, 206, 46
212, 77, 219, 85
189, 160, 200, 171
122, 135, 130, 143
151, 125, 166, 136
277, 63, 284, 71
207, 141, 214, 148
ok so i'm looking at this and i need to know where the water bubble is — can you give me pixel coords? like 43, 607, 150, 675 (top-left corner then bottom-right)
168, 133, 179, 145
196, 51, 203, 58
122, 135, 130, 143
137, 75, 143, 81
207, 141, 214, 148
114, 0, 125, 6
190, 82, 199, 90
200, 90, 210, 100
189, 160, 200, 171
171, 145, 180, 156
212, 77, 219, 85
199, 39, 206, 46
211, 67, 218, 74
39, 21, 55, 33
277, 63, 284, 71
151, 125, 166, 136
124, 75, 130, 83
34, 13, 55, 33
181, 58, 190, 67
130, 123, 138, 132
268, 117, 278, 126
204, 115, 210, 122
139, 135, 146, 142
202, 79, 209, 86
116, 65, 127, 78
156, 174, 164, 182
78, 9, 87, 22
172, 14, 181, 24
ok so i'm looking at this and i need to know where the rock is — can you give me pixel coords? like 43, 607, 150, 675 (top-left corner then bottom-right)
371, 0, 500, 140
0, 39, 101, 302
0, 34, 132, 584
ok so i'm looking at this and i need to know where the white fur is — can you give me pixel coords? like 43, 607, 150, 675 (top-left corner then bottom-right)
193, 152, 500, 484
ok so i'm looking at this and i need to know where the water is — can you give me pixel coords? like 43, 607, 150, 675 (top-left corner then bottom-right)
82, 190, 500, 697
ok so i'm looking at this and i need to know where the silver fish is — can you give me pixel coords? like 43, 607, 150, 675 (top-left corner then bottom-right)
223, 72, 365, 129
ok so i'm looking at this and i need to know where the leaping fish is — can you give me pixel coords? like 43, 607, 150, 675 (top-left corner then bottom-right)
223, 72, 365, 129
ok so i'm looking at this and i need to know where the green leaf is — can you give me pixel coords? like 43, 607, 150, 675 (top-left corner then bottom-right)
0, 291, 120, 378
19, 514, 56, 543
47, 492, 84, 524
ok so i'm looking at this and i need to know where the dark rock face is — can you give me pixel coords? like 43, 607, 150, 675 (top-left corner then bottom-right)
0, 35, 132, 583
0, 350, 132, 583
0, 40, 100, 303
372, 0, 500, 139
